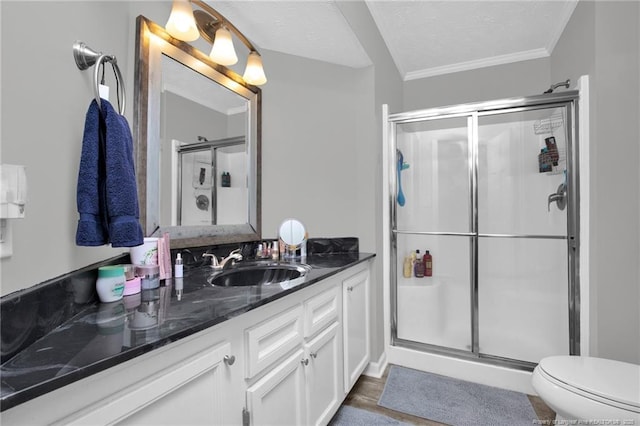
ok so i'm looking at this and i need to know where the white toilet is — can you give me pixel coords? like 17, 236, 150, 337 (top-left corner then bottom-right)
532, 356, 640, 422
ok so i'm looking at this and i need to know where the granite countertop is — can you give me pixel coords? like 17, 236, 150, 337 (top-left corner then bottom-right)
0, 251, 374, 411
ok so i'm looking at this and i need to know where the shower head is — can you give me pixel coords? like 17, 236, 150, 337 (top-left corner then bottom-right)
544, 79, 570, 94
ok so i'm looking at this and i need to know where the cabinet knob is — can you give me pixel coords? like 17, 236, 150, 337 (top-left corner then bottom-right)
301, 358, 309, 366
310, 352, 317, 359
224, 354, 236, 366
347, 286, 354, 292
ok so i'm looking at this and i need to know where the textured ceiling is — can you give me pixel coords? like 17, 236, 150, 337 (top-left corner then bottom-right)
366, 0, 579, 79
209, 0, 578, 81
208, 0, 372, 68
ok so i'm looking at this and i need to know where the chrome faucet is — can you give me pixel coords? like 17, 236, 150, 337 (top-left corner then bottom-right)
203, 249, 243, 270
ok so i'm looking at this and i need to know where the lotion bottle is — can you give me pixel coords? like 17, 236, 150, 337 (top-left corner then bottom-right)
96, 266, 126, 303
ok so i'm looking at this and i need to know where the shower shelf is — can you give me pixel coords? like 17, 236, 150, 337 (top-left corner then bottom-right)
534, 113, 564, 135
543, 148, 567, 175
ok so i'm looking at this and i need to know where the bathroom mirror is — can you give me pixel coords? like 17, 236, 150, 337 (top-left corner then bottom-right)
135, 16, 261, 248
279, 219, 307, 260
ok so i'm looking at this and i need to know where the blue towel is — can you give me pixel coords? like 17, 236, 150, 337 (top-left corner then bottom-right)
76, 99, 144, 247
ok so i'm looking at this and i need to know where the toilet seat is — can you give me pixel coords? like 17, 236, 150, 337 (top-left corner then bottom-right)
537, 356, 640, 413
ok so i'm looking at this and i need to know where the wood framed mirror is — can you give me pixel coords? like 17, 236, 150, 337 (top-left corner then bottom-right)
134, 16, 261, 249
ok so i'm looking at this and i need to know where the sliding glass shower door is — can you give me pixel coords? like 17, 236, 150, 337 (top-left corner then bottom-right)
389, 93, 579, 369
394, 116, 473, 352
476, 108, 570, 364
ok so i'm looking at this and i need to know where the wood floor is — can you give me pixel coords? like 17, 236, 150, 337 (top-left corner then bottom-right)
341, 365, 556, 425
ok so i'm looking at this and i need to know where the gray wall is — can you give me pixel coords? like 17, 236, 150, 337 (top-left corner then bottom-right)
1, 1, 136, 295
337, 0, 404, 361
550, 0, 640, 363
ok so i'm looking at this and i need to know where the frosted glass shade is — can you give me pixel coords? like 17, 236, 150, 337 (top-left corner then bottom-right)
165, 0, 200, 42
209, 27, 238, 66
243, 51, 267, 85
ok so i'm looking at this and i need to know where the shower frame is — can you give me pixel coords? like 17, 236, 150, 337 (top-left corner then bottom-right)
386, 91, 580, 371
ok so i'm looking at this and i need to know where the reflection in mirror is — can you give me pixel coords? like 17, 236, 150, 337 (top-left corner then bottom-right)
135, 16, 261, 248
173, 136, 246, 226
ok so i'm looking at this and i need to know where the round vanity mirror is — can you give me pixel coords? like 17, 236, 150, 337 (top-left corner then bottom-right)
278, 219, 306, 247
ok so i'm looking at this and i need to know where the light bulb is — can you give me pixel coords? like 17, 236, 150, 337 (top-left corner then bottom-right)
209, 26, 238, 66
165, 0, 199, 42
243, 51, 267, 85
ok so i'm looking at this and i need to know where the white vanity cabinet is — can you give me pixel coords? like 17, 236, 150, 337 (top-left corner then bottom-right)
2, 323, 244, 426
117, 339, 240, 426
2, 261, 372, 426
303, 321, 342, 425
342, 268, 371, 392
245, 284, 342, 426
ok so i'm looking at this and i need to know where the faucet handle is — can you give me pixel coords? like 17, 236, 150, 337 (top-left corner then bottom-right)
203, 253, 220, 268
548, 183, 567, 212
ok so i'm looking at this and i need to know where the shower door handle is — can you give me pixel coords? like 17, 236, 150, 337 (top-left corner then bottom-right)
548, 183, 567, 212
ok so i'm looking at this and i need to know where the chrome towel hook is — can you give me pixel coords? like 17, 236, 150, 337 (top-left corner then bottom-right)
73, 41, 126, 115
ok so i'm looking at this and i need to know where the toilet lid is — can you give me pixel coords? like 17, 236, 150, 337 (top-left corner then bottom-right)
539, 356, 640, 409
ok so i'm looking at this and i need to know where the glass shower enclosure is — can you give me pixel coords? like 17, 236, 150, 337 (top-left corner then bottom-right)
387, 92, 580, 370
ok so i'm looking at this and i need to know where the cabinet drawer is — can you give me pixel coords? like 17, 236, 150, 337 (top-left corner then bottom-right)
245, 305, 304, 379
303, 286, 340, 339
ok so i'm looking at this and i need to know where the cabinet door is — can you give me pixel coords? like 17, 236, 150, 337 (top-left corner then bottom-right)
303, 286, 340, 339
246, 349, 306, 426
114, 342, 235, 426
245, 305, 304, 379
342, 268, 370, 393
304, 322, 342, 426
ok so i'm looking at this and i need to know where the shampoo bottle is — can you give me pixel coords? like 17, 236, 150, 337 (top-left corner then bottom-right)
414, 250, 425, 277
424, 250, 433, 277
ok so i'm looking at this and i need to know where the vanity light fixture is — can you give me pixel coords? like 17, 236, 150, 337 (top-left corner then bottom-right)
166, 0, 267, 85
243, 51, 267, 86
165, 0, 200, 42
208, 26, 238, 66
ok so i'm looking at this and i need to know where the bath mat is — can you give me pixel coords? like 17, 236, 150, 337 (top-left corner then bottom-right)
378, 365, 538, 426
329, 405, 412, 426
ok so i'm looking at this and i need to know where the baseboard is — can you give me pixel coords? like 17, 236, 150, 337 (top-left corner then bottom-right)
363, 351, 388, 378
